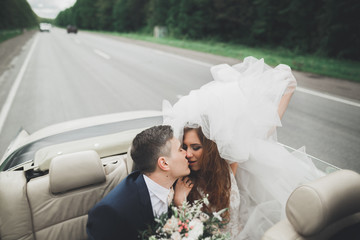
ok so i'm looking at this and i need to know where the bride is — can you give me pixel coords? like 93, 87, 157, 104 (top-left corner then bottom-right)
163, 56, 323, 239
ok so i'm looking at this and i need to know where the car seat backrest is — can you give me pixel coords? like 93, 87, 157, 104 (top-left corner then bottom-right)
49, 151, 106, 194
262, 169, 360, 240
25, 150, 129, 240
125, 146, 135, 173
286, 169, 360, 236
0, 171, 34, 240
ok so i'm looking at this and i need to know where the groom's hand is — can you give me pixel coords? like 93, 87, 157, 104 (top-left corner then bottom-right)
174, 177, 193, 207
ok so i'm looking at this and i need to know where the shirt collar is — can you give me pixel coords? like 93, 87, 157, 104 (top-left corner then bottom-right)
143, 174, 170, 204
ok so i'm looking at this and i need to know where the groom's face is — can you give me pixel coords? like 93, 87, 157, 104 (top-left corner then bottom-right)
166, 137, 190, 178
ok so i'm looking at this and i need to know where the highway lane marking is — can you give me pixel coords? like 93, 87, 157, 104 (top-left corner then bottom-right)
94, 49, 110, 60
297, 87, 360, 108
0, 35, 39, 134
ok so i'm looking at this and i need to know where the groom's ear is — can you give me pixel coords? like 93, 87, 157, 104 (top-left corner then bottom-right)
158, 157, 170, 171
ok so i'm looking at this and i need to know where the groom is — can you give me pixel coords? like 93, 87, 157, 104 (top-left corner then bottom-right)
86, 125, 190, 239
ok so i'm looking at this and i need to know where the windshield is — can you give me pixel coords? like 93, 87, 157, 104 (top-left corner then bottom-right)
280, 144, 340, 174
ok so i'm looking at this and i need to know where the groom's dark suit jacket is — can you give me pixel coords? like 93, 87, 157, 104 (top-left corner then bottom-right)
86, 171, 154, 240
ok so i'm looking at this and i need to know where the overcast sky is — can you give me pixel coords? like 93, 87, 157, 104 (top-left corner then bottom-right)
27, 0, 76, 19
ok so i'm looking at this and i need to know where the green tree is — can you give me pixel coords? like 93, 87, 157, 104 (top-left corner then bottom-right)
317, 0, 359, 60
169, 0, 215, 39
146, 0, 170, 29
250, 0, 291, 45
212, 0, 255, 41
96, 0, 117, 31
53, 0, 359, 61
0, 0, 37, 30
76, 0, 97, 29
166, 0, 181, 36
56, 8, 74, 27
279, 0, 322, 52
113, 0, 148, 32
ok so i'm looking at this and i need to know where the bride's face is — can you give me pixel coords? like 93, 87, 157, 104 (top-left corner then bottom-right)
183, 129, 203, 171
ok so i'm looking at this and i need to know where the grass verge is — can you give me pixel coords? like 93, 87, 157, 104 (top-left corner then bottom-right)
104, 32, 360, 82
0, 29, 23, 44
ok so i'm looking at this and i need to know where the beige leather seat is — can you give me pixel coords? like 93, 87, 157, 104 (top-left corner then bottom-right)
0, 150, 131, 240
0, 171, 34, 240
262, 169, 360, 240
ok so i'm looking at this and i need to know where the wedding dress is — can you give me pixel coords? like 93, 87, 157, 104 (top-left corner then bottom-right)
163, 56, 323, 239
226, 170, 242, 237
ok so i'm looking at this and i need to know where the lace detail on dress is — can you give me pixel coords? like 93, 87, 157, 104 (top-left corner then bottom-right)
196, 169, 242, 239
224, 170, 242, 239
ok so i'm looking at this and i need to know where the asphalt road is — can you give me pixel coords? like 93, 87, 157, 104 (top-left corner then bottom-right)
0, 28, 359, 172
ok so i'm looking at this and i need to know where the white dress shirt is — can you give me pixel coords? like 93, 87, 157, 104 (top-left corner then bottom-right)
143, 174, 171, 217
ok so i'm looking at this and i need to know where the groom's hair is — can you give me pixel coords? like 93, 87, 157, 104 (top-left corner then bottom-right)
131, 125, 173, 173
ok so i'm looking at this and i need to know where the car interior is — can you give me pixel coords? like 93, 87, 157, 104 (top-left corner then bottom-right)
0, 148, 134, 240
262, 169, 360, 240
0, 144, 359, 239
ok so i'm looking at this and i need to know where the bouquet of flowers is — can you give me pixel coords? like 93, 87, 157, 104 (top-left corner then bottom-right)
140, 195, 230, 240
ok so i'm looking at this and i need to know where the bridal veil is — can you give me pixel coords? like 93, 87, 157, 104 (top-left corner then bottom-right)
163, 56, 323, 239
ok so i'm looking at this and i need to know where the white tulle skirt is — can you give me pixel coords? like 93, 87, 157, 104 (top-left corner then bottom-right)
234, 140, 323, 239
163, 56, 324, 239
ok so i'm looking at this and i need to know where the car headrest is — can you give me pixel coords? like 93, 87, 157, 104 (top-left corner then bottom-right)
126, 146, 135, 174
49, 150, 106, 194
286, 169, 360, 236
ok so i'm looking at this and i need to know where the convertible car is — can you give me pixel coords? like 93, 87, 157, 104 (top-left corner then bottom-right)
0, 111, 359, 240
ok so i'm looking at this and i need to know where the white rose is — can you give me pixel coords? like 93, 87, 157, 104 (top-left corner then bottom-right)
163, 216, 179, 233
170, 232, 181, 240
187, 218, 204, 239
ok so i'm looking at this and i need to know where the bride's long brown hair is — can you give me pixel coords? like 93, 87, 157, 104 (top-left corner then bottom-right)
184, 127, 231, 220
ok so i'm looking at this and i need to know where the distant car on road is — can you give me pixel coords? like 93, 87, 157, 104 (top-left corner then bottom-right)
67, 25, 78, 34
39, 23, 51, 32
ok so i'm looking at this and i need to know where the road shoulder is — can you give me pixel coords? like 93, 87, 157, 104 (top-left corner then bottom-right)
0, 30, 37, 107
0, 30, 36, 76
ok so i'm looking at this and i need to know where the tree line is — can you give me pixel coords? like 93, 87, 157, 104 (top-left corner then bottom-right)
56, 0, 358, 61
0, 0, 38, 30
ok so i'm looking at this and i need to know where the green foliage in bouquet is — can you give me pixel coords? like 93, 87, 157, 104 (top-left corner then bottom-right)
140, 195, 230, 240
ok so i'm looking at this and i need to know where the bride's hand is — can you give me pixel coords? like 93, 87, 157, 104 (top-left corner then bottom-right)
174, 177, 193, 207
278, 91, 294, 120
